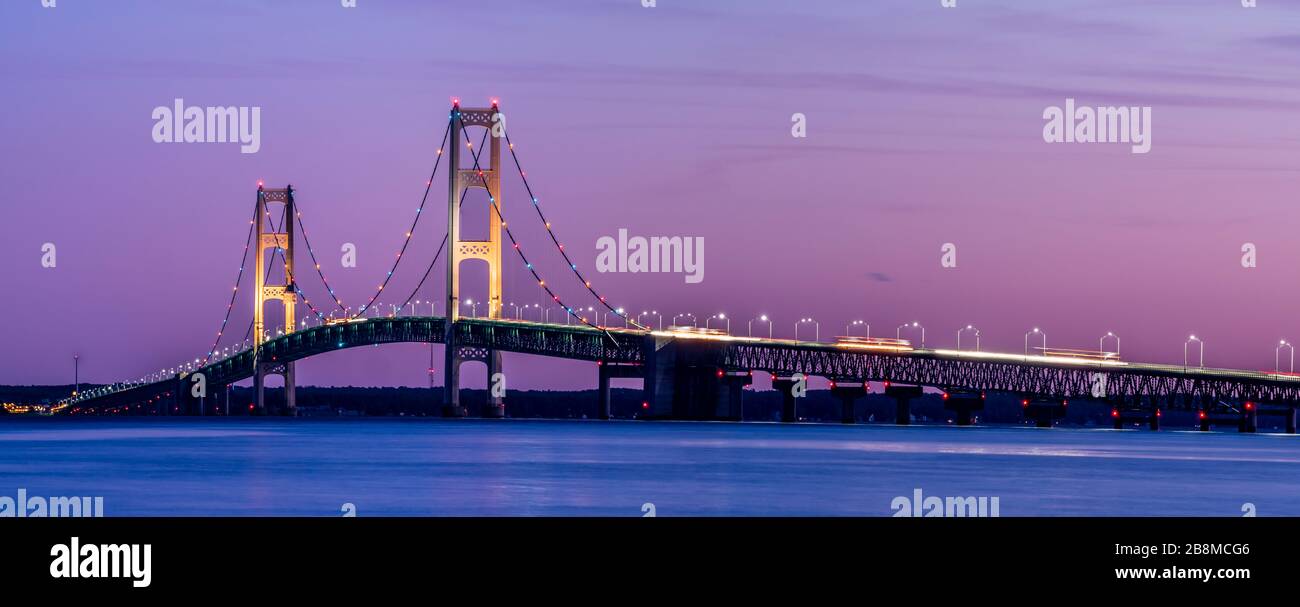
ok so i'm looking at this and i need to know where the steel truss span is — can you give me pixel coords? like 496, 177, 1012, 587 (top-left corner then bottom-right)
724, 342, 1300, 408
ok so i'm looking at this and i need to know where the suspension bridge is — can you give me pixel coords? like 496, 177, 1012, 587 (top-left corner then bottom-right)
59, 101, 1300, 433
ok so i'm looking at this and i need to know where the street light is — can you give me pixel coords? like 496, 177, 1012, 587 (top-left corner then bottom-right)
1184, 335, 1203, 368
707, 313, 730, 333
1025, 327, 1046, 356
637, 310, 662, 330
672, 313, 697, 328
957, 325, 979, 351
1100, 331, 1120, 356
846, 320, 869, 338
897, 322, 925, 348
749, 315, 772, 339
603, 307, 627, 327
506, 302, 522, 320
1277, 340, 1293, 375
796, 317, 820, 342
464, 299, 478, 318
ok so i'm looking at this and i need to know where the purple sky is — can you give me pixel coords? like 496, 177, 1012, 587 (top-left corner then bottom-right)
4, 0, 1300, 391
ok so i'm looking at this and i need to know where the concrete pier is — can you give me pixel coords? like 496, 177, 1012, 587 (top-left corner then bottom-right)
830, 381, 868, 424
884, 384, 923, 425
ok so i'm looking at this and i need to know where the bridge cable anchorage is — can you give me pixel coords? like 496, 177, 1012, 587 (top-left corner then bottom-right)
202, 199, 258, 364
454, 112, 626, 347
500, 124, 645, 331
398, 126, 492, 310
347, 118, 454, 320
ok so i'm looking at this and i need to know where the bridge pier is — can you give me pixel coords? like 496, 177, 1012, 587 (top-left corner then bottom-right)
942, 390, 984, 426
1149, 408, 1160, 431
1198, 410, 1210, 432
441, 351, 467, 418
642, 334, 743, 420
1023, 398, 1066, 428
254, 361, 296, 416
1288, 406, 1297, 434
771, 377, 800, 422
720, 372, 752, 421
484, 349, 505, 418
885, 384, 923, 425
830, 382, 868, 424
1240, 402, 1257, 433
597, 362, 645, 420
444, 347, 504, 418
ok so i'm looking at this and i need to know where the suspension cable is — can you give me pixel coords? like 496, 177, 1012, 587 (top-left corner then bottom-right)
347, 119, 453, 319
500, 120, 643, 329
455, 109, 628, 335
201, 200, 258, 364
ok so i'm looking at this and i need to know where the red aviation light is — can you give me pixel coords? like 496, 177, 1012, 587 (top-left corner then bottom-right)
1111, 409, 1120, 418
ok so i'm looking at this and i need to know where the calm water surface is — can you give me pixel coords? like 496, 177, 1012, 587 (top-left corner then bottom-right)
1, 418, 1296, 516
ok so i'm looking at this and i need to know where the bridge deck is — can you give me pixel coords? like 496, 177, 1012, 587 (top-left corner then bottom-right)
66, 318, 1300, 410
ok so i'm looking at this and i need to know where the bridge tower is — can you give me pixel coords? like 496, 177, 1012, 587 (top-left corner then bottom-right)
443, 102, 505, 418
253, 184, 297, 416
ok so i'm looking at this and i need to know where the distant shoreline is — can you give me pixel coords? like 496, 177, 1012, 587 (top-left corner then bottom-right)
5, 384, 1286, 430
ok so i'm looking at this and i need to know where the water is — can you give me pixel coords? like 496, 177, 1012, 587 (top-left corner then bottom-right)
1, 418, 1296, 516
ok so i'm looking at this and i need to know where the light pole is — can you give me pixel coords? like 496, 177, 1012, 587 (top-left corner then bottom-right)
749, 315, 772, 339
638, 310, 662, 330
1100, 331, 1120, 356
796, 318, 819, 342
846, 320, 869, 338
602, 308, 626, 327
506, 302, 522, 320
1184, 335, 1203, 368
673, 313, 697, 328
1278, 340, 1294, 375
707, 313, 730, 333
957, 325, 979, 351
897, 322, 925, 348
1025, 328, 1046, 356
73, 354, 79, 398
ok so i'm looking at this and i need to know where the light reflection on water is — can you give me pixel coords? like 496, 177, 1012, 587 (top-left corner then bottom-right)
0, 418, 1295, 516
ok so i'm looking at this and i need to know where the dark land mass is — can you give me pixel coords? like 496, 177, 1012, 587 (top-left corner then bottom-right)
3, 384, 1280, 430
